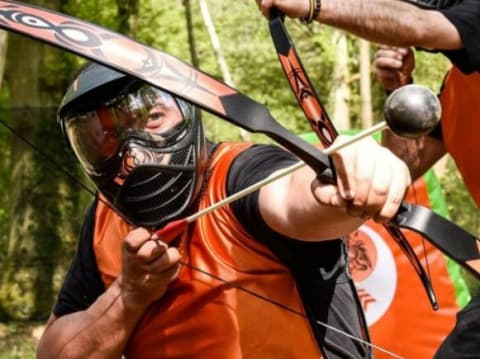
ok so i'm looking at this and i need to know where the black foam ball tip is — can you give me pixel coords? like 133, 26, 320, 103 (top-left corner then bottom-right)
384, 84, 441, 139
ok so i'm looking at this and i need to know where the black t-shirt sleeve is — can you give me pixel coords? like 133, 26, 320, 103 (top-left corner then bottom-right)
227, 144, 298, 241
226, 144, 344, 266
53, 200, 105, 317
439, 0, 480, 73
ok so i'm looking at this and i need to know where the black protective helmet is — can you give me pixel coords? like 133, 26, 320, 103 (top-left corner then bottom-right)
58, 63, 209, 229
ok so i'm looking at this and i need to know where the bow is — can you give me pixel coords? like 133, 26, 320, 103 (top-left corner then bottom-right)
267, 10, 439, 308
0, 1, 478, 358
267, 11, 480, 290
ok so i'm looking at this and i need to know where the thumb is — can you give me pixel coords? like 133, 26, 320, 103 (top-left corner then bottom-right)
311, 178, 347, 208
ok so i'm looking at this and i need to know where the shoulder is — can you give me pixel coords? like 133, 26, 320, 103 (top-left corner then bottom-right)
439, 0, 480, 72
225, 144, 297, 242
439, 0, 480, 24
228, 144, 297, 188
209, 142, 297, 193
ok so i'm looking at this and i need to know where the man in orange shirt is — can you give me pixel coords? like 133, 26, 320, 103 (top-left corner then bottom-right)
37, 63, 411, 359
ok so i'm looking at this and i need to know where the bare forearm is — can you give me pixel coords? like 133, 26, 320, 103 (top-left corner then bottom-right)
318, 0, 461, 49
287, 167, 364, 239
37, 279, 146, 359
259, 166, 363, 241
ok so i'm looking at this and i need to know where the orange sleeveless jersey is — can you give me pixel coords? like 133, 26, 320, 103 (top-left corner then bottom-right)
440, 66, 480, 207
93, 142, 324, 359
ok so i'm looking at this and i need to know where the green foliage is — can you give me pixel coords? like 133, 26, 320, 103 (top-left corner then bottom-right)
0, 111, 11, 270
440, 158, 480, 298
137, 0, 190, 53
0, 0, 102, 320
64, 0, 118, 30
414, 49, 451, 92
190, 1, 339, 142
0, 321, 38, 359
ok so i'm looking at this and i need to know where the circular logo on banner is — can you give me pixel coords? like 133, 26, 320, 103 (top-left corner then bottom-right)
347, 225, 397, 326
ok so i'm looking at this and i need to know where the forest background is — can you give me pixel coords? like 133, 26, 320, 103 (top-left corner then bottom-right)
0, 0, 478, 357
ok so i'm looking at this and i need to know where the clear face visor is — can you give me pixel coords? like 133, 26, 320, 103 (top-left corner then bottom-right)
61, 83, 191, 176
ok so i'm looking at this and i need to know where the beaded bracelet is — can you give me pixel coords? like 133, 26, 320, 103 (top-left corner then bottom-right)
302, 0, 321, 24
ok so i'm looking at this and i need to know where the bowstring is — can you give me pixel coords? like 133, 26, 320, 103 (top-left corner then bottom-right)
388, 66, 435, 307
402, 136, 434, 292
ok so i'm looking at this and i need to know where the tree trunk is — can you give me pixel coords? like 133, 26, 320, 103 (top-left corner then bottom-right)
116, 0, 139, 36
0, 0, 88, 320
183, 0, 200, 68
0, 30, 7, 90
198, 0, 251, 141
330, 31, 350, 131
359, 39, 373, 129
0, 30, 47, 320
182, 0, 203, 123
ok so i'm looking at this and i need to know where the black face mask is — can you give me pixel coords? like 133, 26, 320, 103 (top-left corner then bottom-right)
101, 121, 207, 229
61, 82, 208, 229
